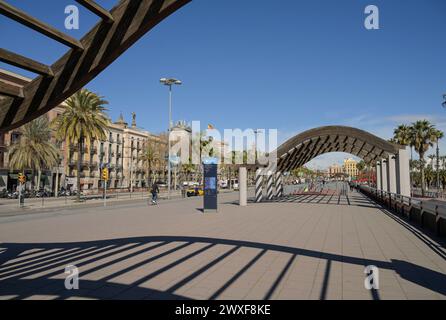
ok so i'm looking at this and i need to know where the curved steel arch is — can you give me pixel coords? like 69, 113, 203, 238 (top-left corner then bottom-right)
276, 125, 404, 172
0, 0, 191, 133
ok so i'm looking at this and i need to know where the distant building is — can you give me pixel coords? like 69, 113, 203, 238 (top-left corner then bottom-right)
328, 164, 343, 175
0, 69, 167, 193
343, 158, 359, 178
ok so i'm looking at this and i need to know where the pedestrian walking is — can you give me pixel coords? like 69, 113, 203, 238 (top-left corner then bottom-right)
150, 182, 159, 205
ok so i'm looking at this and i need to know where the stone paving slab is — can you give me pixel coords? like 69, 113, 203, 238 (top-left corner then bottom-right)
0, 188, 445, 300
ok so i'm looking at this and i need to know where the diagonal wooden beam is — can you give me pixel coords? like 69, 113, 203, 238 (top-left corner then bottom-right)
0, 0, 192, 133
75, 0, 114, 22
0, 81, 24, 99
0, 0, 84, 50
0, 48, 54, 77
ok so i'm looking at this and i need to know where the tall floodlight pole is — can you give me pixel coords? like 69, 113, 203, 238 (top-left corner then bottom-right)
160, 78, 182, 199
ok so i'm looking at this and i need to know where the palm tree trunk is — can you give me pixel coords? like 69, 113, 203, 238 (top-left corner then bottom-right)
77, 138, 82, 202
420, 154, 425, 197
37, 170, 41, 190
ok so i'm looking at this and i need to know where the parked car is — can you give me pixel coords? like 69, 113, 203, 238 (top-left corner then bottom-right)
219, 180, 228, 189
155, 181, 167, 188
186, 186, 204, 197
230, 179, 239, 190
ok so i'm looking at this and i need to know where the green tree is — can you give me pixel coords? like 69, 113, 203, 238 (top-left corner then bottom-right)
140, 141, 162, 187
9, 116, 60, 189
392, 124, 413, 160
410, 120, 439, 196
424, 165, 435, 188
440, 169, 446, 189
356, 160, 366, 173
52, 89, 109, 201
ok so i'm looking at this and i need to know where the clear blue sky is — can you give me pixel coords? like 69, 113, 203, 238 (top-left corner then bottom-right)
1, 0, 445, 168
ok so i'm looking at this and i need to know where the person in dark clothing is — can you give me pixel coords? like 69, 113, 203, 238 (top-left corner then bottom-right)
150, 183, 160, 205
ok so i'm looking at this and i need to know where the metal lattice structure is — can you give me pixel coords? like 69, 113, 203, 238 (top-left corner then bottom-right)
0, 0, 191, 133
276, 126, 404, 171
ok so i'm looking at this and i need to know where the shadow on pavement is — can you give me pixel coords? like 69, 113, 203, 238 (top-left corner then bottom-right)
1, 235, 445, 300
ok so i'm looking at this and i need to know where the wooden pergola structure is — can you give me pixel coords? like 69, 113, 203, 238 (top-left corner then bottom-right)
0, 0, 191, 133
276, 126, 404, 172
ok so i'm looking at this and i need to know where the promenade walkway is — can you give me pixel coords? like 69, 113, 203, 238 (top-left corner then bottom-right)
0, 188, 445, 300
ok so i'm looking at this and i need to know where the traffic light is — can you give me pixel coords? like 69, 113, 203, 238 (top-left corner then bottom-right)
102, 168, 109, 181
18, 173, 26, 184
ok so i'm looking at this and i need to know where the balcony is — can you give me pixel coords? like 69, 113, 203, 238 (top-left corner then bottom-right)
69, 144, 90, 153
90, 147, 98, 155
89, 162, 98, 169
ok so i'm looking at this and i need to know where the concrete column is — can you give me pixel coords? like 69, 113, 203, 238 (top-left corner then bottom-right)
376, 161, 382, 190
255, 168, 264, 203
239, 167, 247, 206
275, 171, 283, 198
381, 159, 388, 192
387, 155, 397, 194
266, 171, 274, 200
396, 147, 411, 197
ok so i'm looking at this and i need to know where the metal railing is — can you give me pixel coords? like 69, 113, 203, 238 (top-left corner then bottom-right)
358, 185, 446, 236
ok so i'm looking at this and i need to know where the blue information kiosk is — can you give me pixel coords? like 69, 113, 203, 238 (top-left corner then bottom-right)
203, 157, 218, 213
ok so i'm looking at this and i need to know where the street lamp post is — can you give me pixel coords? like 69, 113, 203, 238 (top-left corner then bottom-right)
437, 141, 440, 192
160, 78, 182, 199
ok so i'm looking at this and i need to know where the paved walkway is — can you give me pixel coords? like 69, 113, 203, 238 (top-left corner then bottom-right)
0, 188, 445, 300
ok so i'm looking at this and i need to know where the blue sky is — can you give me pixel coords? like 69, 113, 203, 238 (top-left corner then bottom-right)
1, 0, 445, 168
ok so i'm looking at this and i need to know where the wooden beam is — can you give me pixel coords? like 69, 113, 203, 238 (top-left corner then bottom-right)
0, 0, 192, 133
0, 1, 84, 50
0, 81, 24, 99
0, 48, 54, 77
75, 0, 114, 22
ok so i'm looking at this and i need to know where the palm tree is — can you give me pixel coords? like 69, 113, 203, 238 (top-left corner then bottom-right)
9, 116, 60, 189
425, 165, 435, 188
140, 141, 161, 187
356, 160, 366, 173
52, 89, 109, 201
433, 129, 444, 189
428, 154, 435, 165
440, 169, 446, 190
393, 124, 413, 160
410, 120, 438, 196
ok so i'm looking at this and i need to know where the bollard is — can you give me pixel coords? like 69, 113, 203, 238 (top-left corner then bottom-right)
266, 171, 274, 201
275, 172, 283, 198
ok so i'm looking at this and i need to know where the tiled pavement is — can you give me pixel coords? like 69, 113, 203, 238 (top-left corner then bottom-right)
0, 188, 445, 300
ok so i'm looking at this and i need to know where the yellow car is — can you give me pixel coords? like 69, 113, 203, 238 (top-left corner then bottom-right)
186, 186, 204, 197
